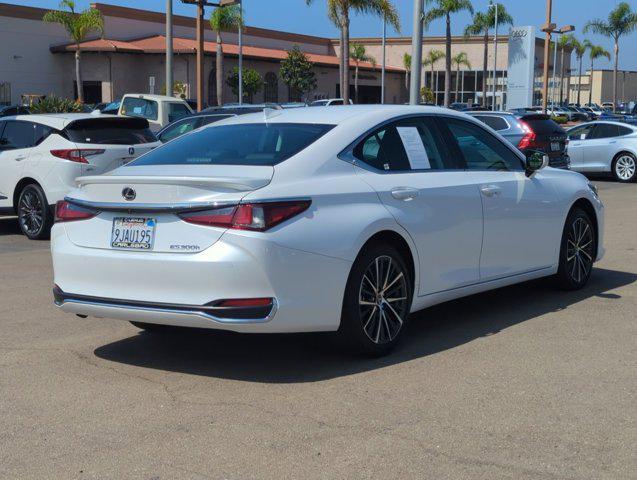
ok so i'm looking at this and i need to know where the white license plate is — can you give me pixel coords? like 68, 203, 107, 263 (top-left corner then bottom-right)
111, 217, 156, 250
551, 142, 561, 151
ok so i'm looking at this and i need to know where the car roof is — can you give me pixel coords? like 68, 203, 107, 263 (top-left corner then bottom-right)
208, 104, 475, 129
468, 111, 516, 116
121, 94, 187, 102
0, 112, 119, 129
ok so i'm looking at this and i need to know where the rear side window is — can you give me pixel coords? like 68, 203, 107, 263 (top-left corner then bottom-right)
64, 118, 156, 145
443, 118, 523, 172
617, 125, 633, 136
353, 117, 457, 171
0, 120, 35, 149
158, 117, 201, 143
130, 123, 333, 167
121, 97, 158, 121
475, 115, 509, 131
34, 124, 53, 145
590, 123, 620, 139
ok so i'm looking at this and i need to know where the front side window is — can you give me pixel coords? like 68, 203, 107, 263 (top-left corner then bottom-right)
443, 118, 524, 171
0, 120, 35, 149
568, 124, 595, 140
159, 117, 201, 143
353, 117, 456, 172
121, 97, 159, 121
130, 123, 334, 167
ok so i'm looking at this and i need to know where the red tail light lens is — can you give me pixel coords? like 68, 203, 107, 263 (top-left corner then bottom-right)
179, 200, 311, 231
50, 149, 105, 164
517, 120, 537, 150
55, 201, 97, 222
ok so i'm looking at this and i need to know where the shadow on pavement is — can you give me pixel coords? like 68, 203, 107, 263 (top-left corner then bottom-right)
0, 217, 20, 236
94, 268, 636, 383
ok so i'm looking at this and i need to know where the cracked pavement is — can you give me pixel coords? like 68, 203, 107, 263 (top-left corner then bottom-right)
0, 179, 635, 479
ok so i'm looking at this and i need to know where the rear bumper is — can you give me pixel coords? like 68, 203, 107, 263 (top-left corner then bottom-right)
51, 224, 352, 333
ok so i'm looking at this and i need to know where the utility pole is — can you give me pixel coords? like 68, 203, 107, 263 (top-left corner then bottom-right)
541, 0, 554, 113
238, 1, 243, 105
166, 0, 173, 98
381, 13, 386, 104
490, 1, 499, 111
409, 0, 424, 105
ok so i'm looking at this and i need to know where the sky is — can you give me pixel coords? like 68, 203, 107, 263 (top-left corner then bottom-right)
10, 0, 637, 70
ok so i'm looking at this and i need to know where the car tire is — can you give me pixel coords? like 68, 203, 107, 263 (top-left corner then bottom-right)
17, 183, 54, 240
554, 207, 596, 290
130, 321, 172, 333
612, 153, 636, 183
338, 244, 413, 356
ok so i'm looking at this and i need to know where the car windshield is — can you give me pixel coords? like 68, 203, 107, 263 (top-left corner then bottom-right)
121, 97, 159, 121
129, 122, 334, 167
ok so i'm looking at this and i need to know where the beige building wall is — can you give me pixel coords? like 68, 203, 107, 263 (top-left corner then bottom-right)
567, 70, 637, 105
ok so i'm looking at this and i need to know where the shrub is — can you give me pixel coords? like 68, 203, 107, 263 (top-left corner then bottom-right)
29, 94, 84, 114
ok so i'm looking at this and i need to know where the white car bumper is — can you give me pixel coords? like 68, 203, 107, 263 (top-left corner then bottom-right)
51, 225, 352, 333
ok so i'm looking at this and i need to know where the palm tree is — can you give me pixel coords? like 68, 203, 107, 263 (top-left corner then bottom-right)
43, 1, 103, 103
423, 49, 445, 104
210, 5, 243, 106
571, 39, 588, 106
464, 4, 513, 107
402, 52, 412, 94
451, 52, 471, 102
584, 2, 637, 109
425, 0, 474, 107
557, 33, 575, 105
585, 43, 611, 105
350, 43, 375, 103
306, 1, 399, 103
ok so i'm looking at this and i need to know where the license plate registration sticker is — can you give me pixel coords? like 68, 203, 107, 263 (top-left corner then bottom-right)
111, 217, 156, 250
551, 142, 560, 151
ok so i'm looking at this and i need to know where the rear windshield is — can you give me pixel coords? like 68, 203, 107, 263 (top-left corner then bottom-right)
65, 118, 157, 145
121, 97, 158, 121
129, 123, 334, 167
522, 118, 564, 135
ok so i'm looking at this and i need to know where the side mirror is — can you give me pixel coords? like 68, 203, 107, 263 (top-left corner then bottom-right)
525, 150, 549, 177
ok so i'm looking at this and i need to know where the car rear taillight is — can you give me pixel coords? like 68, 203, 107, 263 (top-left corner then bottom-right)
50, 149, 105, 164
517, 120, 537, 150
179, 200, 311, 231
55, 201, 97, 222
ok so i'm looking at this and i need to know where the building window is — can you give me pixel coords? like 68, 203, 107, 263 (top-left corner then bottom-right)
208, 68, 217, 106
0, 82, 11, 106
264, 72, 278, 103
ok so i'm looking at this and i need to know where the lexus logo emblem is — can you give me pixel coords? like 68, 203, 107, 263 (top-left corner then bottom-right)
128, 147, 135, 155
122, 187, 136, 201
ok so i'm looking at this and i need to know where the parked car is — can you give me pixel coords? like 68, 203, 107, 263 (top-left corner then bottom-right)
468, 111, 526, 147
601, 102, 615, 111
563, 106, 588, 122
449, 102, 483, 111
0, 105, 30, 117
511, 113, 570, 169
581, 106, 601, 119
157, 111, 242, 143
279, 102, 308, 109
309, 98, 353, 106
0, 114, 160, 239
118, 94, 193, 131
51, 105, 604, 356
566, 121, 637, 182
93, 100, 120, 115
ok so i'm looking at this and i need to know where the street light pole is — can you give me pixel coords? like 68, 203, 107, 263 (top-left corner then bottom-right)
541, 0, 554, 114
238, 2, 243, 105
381, 13, 386, 104
492, 2, 498, 111
166, 0, 173, 97
409, 0, 424, 105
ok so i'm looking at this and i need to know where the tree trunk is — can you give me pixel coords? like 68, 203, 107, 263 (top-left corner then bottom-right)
589, 59, 594, 106
216, 32, 223, 106
559, 47, 565, 105
339, 26, 345, 99
455, 64, 460, 101
354, 64, 359, 103
444, 13, 451, 107
75, 47, 83, 103
342, 12, 350, 103
431, 64, 435, 103
577, 56, 583, 106
613, 39, 619, 109
482, 31, 488, 106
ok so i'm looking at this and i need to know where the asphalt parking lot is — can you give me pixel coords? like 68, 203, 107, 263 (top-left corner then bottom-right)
0, 179, 635, 480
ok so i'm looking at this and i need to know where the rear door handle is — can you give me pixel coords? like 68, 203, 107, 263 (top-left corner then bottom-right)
15, 155, 27, 161
480, 185, 501, 197
391, 187, 419, 201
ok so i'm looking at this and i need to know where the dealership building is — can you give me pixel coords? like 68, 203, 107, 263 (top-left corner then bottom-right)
0, 1, 635, 108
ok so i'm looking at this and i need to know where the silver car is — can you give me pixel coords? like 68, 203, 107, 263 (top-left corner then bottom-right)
468, 111, 526, 147
566, 121, 637, 182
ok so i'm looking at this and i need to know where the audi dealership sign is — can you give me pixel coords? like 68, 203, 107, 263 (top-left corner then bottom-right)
507, 26, 536, 110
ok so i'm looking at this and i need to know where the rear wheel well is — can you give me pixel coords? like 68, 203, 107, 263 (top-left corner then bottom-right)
570, 198, 599, 257
359, 230, 416, 288
12, 178, 40, 213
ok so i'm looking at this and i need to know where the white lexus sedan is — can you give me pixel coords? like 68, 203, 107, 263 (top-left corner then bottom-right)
51, 106, 604, 355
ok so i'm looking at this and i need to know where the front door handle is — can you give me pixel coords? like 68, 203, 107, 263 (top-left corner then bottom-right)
391, 187, 419, 201
15, 155, 27, 161
480, 185, 502, 197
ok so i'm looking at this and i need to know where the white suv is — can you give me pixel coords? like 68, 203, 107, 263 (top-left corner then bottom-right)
0, 113, 160, 239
